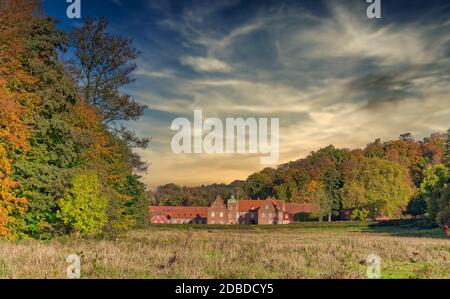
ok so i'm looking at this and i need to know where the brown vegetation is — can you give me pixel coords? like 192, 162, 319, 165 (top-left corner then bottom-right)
0, 225, 448, 279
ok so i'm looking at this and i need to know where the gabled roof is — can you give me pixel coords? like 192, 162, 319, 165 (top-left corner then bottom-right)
236, 199, 285, 213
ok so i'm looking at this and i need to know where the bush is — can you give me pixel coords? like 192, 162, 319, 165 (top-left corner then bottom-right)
350, 209, 369, 221
294, 213, 318, 222
57, 172, 108, 236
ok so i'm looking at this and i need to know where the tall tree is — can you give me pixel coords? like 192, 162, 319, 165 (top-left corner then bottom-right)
70, 17, 145, 123
70, 17, 149, 171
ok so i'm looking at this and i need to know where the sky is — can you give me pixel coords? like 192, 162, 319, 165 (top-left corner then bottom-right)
42, 0, 450, 189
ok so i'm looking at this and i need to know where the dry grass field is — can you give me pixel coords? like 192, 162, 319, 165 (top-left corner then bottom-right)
0, 223, 449, 279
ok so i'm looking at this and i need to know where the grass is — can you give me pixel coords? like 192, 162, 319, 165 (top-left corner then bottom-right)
0, 222, 448, 279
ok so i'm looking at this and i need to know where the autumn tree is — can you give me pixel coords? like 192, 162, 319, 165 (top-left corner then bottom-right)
70, 17, 149, 171
445, 128, 450, 166
341, 158, 414, 218
1, 2, 149, 239
70, 18, 145, 123
0, 0, 40, 238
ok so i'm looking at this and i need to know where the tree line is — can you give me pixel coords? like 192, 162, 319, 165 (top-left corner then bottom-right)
153, 132, 450, 226
0, 0, 149, 239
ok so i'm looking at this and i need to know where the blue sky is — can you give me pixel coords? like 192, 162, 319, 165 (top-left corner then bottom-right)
42, 0, 450, 188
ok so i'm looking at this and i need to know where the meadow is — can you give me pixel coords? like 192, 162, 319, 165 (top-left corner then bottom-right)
0, 222, 448, 279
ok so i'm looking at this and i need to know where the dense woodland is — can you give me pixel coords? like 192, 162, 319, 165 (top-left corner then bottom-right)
0, 0, 149, 239
153, 132, 450, 226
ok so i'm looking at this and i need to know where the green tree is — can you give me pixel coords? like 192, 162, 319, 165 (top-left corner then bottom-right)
419, 164, 449, 224
57, 172, 108, 236
404, 195, 427, 218
118, 175, 149, 228
445, 128, 450, 166
244, 168, 275, 199
323, 168, 342, 221
311, 185, 331, 222
341, 158, 414, 218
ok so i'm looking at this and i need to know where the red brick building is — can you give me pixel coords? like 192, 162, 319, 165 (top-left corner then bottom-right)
149, 197, 319, 225
149, 206, 208, 224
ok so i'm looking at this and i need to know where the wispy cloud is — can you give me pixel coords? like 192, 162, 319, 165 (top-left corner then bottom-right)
181, 56, 232, 72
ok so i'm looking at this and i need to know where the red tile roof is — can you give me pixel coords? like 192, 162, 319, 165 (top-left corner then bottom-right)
285, 203, 320, 214
149, 206, 208, 219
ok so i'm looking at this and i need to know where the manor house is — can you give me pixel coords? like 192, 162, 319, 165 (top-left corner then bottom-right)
149, 197, 319, 225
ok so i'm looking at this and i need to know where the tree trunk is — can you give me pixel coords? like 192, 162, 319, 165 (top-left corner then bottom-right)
328, 213, 332, 222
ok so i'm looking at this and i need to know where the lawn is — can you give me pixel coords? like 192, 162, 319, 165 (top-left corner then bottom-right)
0, 222, 448, 279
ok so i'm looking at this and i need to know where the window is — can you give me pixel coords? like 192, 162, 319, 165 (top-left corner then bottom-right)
251, 213, 255, 219
262, 213, 266, 218
269, 213, 272, 218
265, 205, 269, 210
219, 212, 224, 218
211, 212, 215, 217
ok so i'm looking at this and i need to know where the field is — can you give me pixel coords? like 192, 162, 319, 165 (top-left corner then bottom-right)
0, 222, 449, 279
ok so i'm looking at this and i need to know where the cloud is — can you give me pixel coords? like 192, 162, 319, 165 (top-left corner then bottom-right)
134, 68, 175, 78
180, 56, 232, 72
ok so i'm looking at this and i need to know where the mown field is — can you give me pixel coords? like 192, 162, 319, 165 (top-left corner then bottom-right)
0, 222, 448, 279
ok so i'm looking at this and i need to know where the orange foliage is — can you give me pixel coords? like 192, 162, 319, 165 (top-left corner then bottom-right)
0, 0, 41, 237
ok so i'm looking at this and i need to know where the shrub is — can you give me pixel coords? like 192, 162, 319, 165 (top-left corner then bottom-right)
57, 172, 108, 236
350, 209, 369, 221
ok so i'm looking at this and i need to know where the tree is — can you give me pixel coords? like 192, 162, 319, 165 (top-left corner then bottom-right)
118, 175, 149, 228
341, 158, 414, 218
57, 172, 108, 236
364, 139, 384, 158
311, 185, 331, 222
445, 128, 450, 166
323, 168, 342, 221
70, 17, 146, 124
70, 17, 149, 172
244, 168, 275, 199
418, 164, 449, 224
405, 195, 427, 218
399, 133, 414, 141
